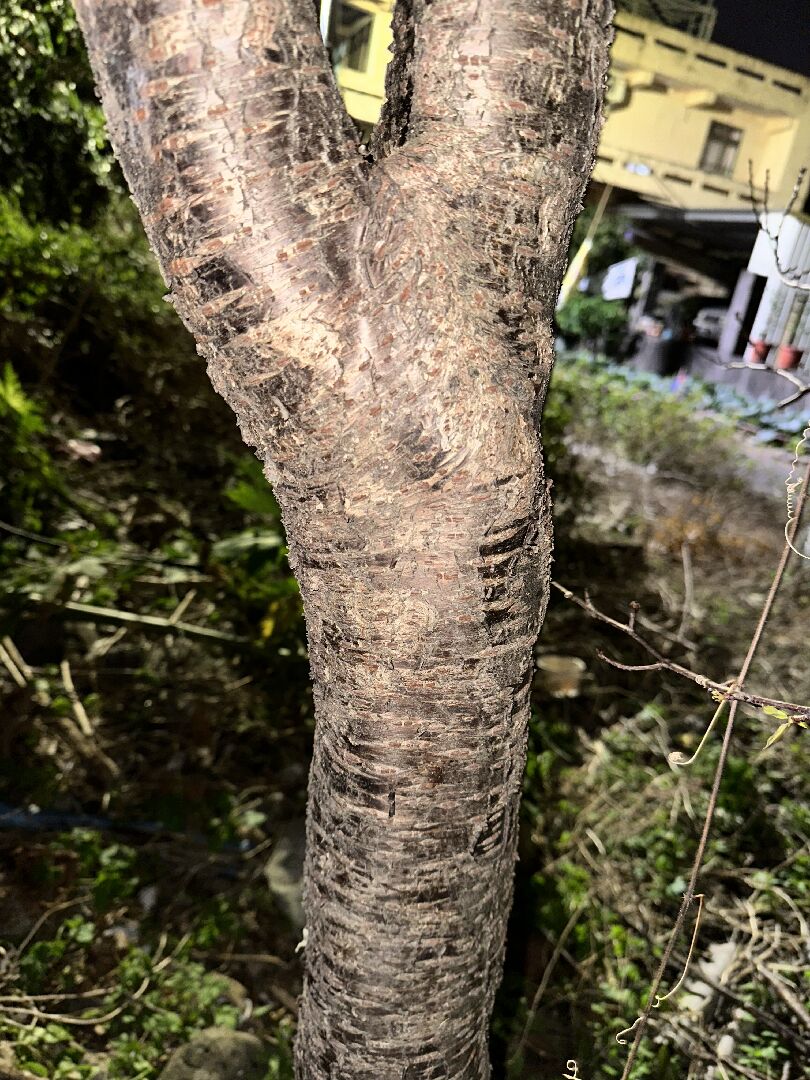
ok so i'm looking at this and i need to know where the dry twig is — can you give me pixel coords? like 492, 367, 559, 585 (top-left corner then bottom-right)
509, 898, 590, 1066
60, 659, 93, 737
754, 963, 810, 1032
551, 583, 810, 724
749, 163, 810, 292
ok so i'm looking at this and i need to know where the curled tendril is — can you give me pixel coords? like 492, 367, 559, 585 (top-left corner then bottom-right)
785, 424, 810, 561
668, 701, 727, 768
615, 894, 705, 1045
654, 894, 705, 1007
615, 1016, 643, 1046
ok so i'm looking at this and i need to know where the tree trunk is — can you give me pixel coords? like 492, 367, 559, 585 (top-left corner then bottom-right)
73, 0, 613, 1074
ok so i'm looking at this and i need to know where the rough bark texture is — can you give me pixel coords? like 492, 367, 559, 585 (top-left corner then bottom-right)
73, 1, 613, 1076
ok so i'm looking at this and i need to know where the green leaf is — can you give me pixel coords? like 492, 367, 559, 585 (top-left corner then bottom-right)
762, 705, 790, 720
225, 478, 279, 516
19, 1063, 49, 1077
764, 722, 791, 749
211, 530, 283, 561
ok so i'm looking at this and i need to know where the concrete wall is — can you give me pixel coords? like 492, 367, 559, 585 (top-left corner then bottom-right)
595, 13, 810, 212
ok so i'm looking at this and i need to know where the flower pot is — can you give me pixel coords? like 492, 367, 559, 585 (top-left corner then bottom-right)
776, 345, 803, 371
749, 339, 771, 364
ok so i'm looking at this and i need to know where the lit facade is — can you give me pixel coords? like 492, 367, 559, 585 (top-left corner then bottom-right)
328, 0, 393, 132
598, 12, 810, 212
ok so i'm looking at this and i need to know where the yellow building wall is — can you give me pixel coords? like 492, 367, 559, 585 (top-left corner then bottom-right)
332, 3, 810, 212
597, 12, 810, 210
332, 0, 393, 128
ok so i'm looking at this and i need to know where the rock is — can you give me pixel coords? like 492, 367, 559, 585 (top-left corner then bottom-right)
217, 975, 250, 1012
0, 1040, 29, 1079
159, 1029, 266, 1080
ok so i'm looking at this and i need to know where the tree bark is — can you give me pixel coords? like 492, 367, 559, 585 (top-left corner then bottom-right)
73, 0, 613, 1075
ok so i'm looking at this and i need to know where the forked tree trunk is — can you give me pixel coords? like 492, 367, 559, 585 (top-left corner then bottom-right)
74, 1, 612, 1074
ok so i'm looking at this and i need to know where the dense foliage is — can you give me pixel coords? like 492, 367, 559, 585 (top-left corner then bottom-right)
0, 0, 116, 223
556, 294, 629, 354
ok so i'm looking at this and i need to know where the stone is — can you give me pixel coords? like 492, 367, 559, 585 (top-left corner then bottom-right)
159, 1028, 266, 1080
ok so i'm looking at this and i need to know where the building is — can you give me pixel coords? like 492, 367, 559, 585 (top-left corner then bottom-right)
325, 0, 393, 137
597, 9, 810, 215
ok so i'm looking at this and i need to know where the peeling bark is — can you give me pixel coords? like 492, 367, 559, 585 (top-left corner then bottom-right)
73, 0, 613, 1075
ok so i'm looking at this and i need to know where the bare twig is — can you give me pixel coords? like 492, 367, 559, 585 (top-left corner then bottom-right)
56, 656, 121, 779
709, 358, 810, 412
25, 598, 247, 644
670, 1019, 775, 1080
552, 583, 810, 723
0, 519, 203, 569
193, 950, 285, 966
677, 541, 694, 643
168, 589, 197, 625
754, 963, 810, 1032
0, 987, 111, 1003
2, 977, 151, 1027
13, 895, 92, 959
1, 638, 32, 681
0, 642, 27, 688
268, 983, 299, 1016
665, 948, 810, 1054
785, 424, 810, 561
56, 716, 120, 779
654, 894, 704, 1006
60, 659, 93, 737
0, 519, 67, 549
2, 934, 181, 1028
749, 163, 810, 292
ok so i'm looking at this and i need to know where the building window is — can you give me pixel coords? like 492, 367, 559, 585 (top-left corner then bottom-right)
332, 3, 373, 73
699, 121, 743, 178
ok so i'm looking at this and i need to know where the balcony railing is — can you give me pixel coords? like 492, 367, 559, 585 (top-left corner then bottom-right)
617, 0, 717, 40
594, 144, 766, 207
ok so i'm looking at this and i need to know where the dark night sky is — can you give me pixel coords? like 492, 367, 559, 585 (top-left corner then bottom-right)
710, 0, 809, 76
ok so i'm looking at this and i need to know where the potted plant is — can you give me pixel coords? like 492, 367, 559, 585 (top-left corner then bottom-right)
749, 338, 771, 364
776, 345, 803, 370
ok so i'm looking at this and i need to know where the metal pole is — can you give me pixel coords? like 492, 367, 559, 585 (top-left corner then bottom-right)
557, 183, 613, 308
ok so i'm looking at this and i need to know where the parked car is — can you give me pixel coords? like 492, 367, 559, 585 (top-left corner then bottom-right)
692, 306, 729, 344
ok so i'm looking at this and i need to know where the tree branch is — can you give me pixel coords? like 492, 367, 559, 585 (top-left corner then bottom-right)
551, 583, 810, 723
748, 162, 810, 291
405, 0, 613, 152
370, 0, 416, 159
618, 458, 810, 1079
74, 0, 367, 458
700, 353, 810, 412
